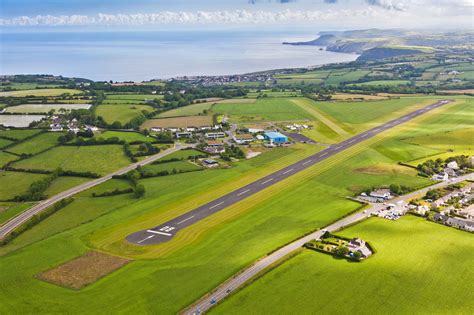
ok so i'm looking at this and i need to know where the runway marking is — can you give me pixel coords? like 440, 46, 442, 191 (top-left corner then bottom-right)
334, 146, 342, 149
237, 189, 251, 196
361, 134, 369, 138
138, 235, 155, 243
147, 230, 172, 236
302, 160, 312, 165
209, 201, 224, 210
261, 178, 274, 185
282, 168, 294, 175
348, 139, 355, 143
320, 152, 328, 157
177, 216, 195, 225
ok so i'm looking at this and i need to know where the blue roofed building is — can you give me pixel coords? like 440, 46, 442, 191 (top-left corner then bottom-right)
264, 131, 288, 144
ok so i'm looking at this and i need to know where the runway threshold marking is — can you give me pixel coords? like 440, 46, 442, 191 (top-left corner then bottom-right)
282, 168, 294, 175
147, 230, 173, 236
138, 235, 155, 244
261, 178, 274, 185
209, 201, 224, 210
177, 216, 195, 225
237, 189, 251, 196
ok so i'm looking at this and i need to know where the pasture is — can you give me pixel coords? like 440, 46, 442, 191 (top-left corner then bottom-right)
7, 132, 62, 155
0, 129, 42, 141
11, 145, 131, 175
141, 115, 212, 129
0, 151, 19, 167
95, 131, 156, 143
141, 161, 202, 174
95, 104, 154, 125
351, 80, 411, 86
157, 102, 216, 118
0, 138, 14, 149
214, 216, 474, 315
0, 171, 48, 201
0, 115, 46, 128
0, 89, 82, 97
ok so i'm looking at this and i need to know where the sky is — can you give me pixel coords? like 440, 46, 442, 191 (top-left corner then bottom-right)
0, 0, 473, 29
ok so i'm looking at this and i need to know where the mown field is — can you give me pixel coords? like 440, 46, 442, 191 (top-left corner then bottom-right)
11, 145, 131, 175
0, 171, 48, 201
213, 216, 474, 314
141, 115, 212, 129
0, 98, 470, 314
157, 102, 217, 118
4, 104, 91, 114
212, 98, 313, 123
94, 131, 156, 143
95, 104, 154, 125
141, 160, 202, 174
0, 89, 82, 97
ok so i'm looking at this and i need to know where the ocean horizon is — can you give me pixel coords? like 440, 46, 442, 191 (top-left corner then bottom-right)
0, 29, 358, 81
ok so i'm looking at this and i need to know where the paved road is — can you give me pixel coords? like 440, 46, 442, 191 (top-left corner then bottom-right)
0, 143, 191, 240
127, 100, 451, 245
185, 172, 473, 314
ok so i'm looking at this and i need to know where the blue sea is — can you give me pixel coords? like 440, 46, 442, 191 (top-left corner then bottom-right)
0, 29, 357, 81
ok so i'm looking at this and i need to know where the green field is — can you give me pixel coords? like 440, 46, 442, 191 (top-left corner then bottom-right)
4, 103, 90, 114
12, 145, 131, 175
44, 177, 92, 197
7, 132, 62, 155
0, 98, 470, 314
0, 138, 14, 149
141, 161, 202, 174
214, 216, 474, 314
95, 131, 156, 143
157, 102, 216, 118
0, 202, 35, 225
157, 149, 206, 161
0, 171, 48, 201
213, 98, 313, 123
0, 151, 19, 167
106, 94, 163, 100
352, 80, 412, 86
0, 129, 42, 141
95, 104, 154, 125
0, 89, 82, 97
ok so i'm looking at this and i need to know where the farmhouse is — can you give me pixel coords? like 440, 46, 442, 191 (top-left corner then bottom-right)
264, 131, 288, 144
369, 189, 392, 200
347, 238, 372, 259
203, 159, 219, 168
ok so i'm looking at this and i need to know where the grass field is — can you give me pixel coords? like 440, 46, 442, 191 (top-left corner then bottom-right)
0, 89, 82, 97
0, 99, 470, 314
0, 138, 14, 149
352, 80, 412, 86
95, 131, 156, 143
0, 129, 42, 141
141, 115, 213, 129
213, 98, 313, 123
95, 104, 154, 125
44, 177, 92, 197
7, 132, 62, 155
213, 216, 474, 314
0, 202, 34, 226
0, 151, 19, 167
0, 171, 48, 201
157, 102, 217, 118
12, 145, 131, 175
141, 161, 202, 174
4, 104, 91, 114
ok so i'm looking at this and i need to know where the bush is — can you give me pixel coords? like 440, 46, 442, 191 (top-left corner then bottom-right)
92, 188, 134, 197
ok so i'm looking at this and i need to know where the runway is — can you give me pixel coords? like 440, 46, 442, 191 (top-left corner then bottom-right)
126, 100, 450, 245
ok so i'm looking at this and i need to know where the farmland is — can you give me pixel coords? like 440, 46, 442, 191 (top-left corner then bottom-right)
213, 216, 474, 315
0, 89, 82, 97
141, 115, 213, 129
4, 103, 91, 113
0, 115, 46, 127
11, 145, 131, 175
7, 132, 62, 155
0, 98, 470, 314
94, 131, 156, 143
0, 171, 48, 201
212, 98, 313, 123
157, 101, 216, 118
95, 104, 154, 125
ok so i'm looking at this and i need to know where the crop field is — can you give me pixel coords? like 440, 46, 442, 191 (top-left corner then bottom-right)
0, 115, 46, 128
0, 171, 48, 201
95, 104, 154, 125
4, 104, 91, 114
0, 89, 82, 97
141, 115, 213, 129
214, 216, 474, 315
7, 132, 62, 155
212, 98, 313, 123
95, 131, 156, 143
0, 100, 469, 314
11, 145, 131, 175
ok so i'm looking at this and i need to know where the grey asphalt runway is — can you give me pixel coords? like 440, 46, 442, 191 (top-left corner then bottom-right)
127, 100, 450, 245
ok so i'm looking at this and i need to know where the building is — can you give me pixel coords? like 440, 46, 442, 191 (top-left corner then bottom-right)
369, 189, 392, 200
203, 159, 219, 168
264, 131, 288, 144
204, 140, 225, 154
434, 213, 474, 232
176, 132, 192, 138
205, 132, 226, 139
49, 124, 63, 132
233, 134, 254, 145
347, 238, 372, 258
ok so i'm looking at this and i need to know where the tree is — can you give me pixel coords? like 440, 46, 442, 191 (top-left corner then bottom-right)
134, 184, 145, 198
335, 246, 349, 257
